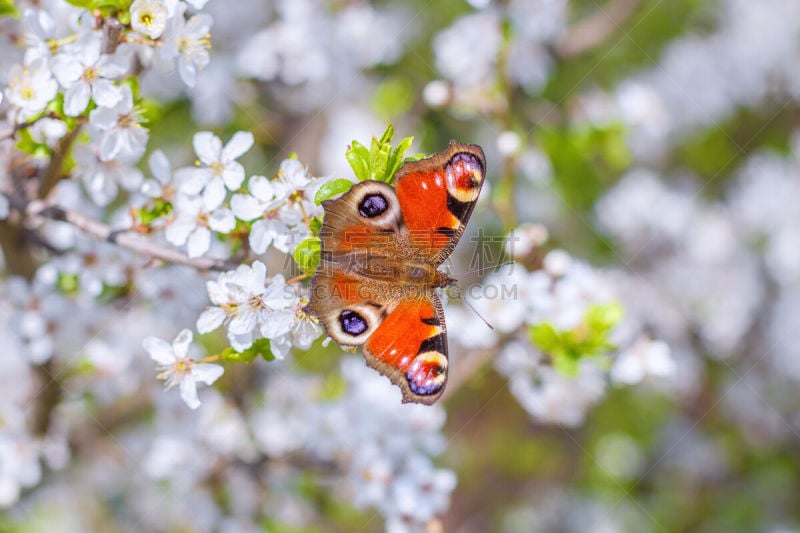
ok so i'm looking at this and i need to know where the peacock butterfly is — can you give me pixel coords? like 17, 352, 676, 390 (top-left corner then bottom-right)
307, 141, 486, 404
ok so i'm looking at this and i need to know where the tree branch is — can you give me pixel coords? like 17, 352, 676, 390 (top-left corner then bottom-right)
38, 124, 83, 199
23, 199, 235, 272
554, 0, 641, 59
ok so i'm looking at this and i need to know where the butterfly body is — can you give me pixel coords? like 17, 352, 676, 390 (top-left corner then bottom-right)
308, 141, 486, 404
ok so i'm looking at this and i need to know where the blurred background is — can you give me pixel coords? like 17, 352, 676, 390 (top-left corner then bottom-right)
2, 0, 800, 531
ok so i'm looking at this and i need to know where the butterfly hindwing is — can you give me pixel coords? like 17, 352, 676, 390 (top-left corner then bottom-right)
364, 293, 448, 404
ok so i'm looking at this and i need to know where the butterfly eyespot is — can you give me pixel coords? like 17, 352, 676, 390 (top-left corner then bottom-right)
446, 152, 484, 203
358, 193, 389, 218
406, 351, 448, 396
339, 309, 368, 336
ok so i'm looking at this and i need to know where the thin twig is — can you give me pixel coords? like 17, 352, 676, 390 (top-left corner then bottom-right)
554, 0, 641, 59
38, 124, 83, 199
23, 199, 235, 272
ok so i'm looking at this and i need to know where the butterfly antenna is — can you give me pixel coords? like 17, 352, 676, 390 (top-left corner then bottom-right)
464, 297, 495, 332
453, 260, 516, 278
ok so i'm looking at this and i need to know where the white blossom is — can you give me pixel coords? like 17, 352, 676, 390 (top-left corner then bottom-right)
165, 193, 235, 257
130, 0, 170, 39
21, 8, 56, 64
196, 261, 296, 351
51, 33, 126, 116
73, 143, 144, 206
5, 59, 58, 116
176, 131, 253, 210
88, 85, 148, 161
142, 149, 174, 198
611, 338, 675, 385
231, 174, 292, 253
143, 329, 223, 409
158, 3, 213, 87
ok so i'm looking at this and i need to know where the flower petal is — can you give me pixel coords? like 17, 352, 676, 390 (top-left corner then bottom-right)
202, 177, 226, 211
229, 311, 257, 336
193, 131, 222, 165
187, 227, 211, 257
179, 377, 201, 409
165, 216, 195, 246
178, 58, 197, 88
88, 106, 117, 130
91, 79, 123, 108
148, 149, 172, 184
208, 208, 235, 233
78, 36, 101, 68
172, 328, 193, 357
192, 363, 224, 385
143, 336, 175, 364
229, 331, 254, 352
176, 167, 211, 195
222, 162, 245, 191
221, 131, 254, 162
259, 310, 294, 339
63, 82, 90, 116
231, 193, 263, 221
249, 175, 275, 202
50, 54, 82, 87
197, 307, 226, 333
248, 219, 274, 254
99, 130, 124, 161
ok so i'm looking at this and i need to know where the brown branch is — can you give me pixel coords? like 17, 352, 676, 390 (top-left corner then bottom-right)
0, 112, 61, 142
554, 0, 641, 59
38, 124, 83, 199
23, 199, 235, 272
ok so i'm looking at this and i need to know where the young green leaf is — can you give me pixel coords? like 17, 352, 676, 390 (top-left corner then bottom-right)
222, 338, 274, 364
386, 135, 414, 183
0, 0, 19, 18
314, 178, 354, 205
293, 237, 321, 275
379, 124, 394, 145
369, 135, 390, 182
529, 301, 624, 377
63, 0, 94, 8
138, 199, 173, 225
345, 140, 370, 181
309, 216, 323, 236
344, 126, 416, 184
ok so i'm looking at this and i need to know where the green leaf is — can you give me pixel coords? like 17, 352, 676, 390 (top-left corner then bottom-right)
293, 237, 321, 275
222, 338, 274, 363
139, 97, 164, 124
585, 302, 624, 334
314, 178, 355, 205
344, 125, 415, 184
529, 301, 624, 377
63, 0, 94, 8
0, 0, 19, 18
57, 273, 80, 295
530, 323, 561, 352
386, 135, 414, 183
16, 128, 51, 159
552, 352, 580, 377
369, 135, 390, 181
138, 198, 173, 225
309, 216, 323, 236
345, 140, 370, 181
379, 124, 394, 145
